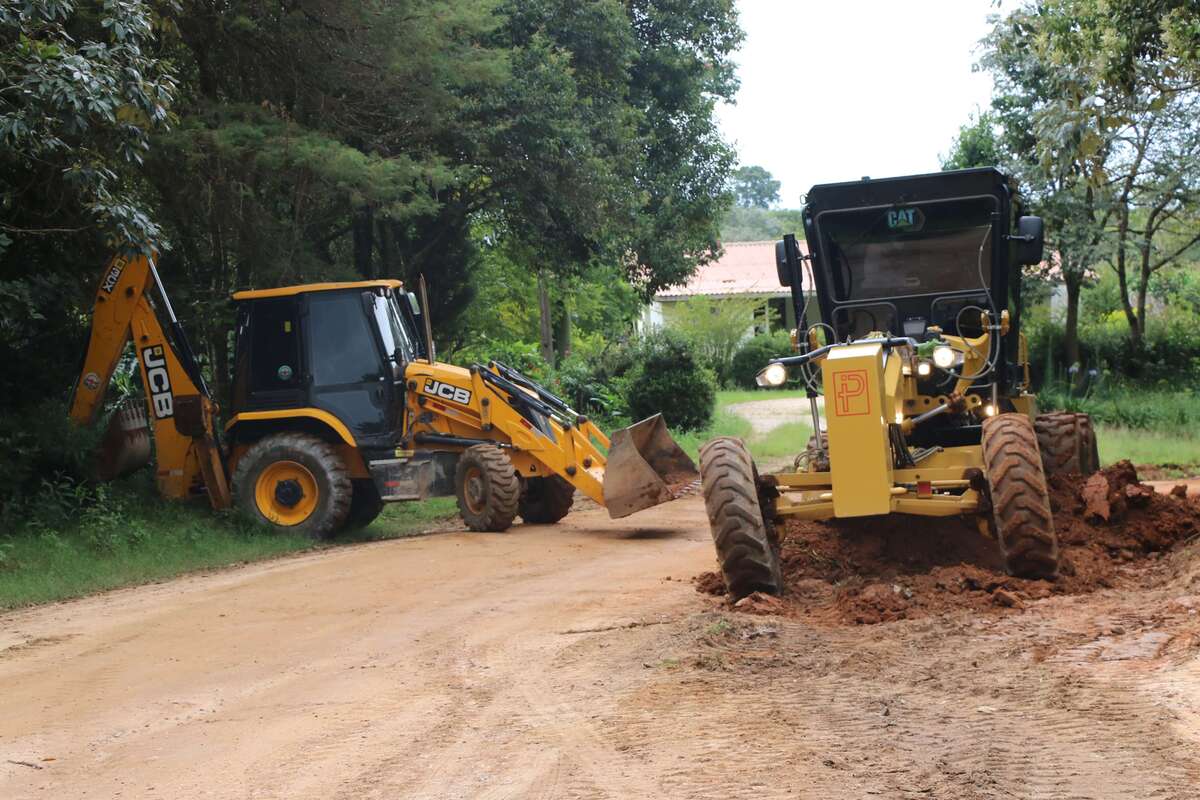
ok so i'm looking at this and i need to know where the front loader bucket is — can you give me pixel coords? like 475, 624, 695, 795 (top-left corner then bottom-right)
95, 399, 151, 481
602, 413, 699, 519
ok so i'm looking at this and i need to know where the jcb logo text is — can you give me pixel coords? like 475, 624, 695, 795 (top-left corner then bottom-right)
423, 379, 472, 406
141, 345, 174, 419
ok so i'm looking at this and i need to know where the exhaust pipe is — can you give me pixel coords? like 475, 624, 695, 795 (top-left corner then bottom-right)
602, 414, 698, 518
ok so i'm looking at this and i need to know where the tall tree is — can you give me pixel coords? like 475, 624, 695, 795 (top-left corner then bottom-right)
730, 165, 780, 208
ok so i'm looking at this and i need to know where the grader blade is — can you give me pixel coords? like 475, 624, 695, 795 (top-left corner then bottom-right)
95, 398, 151, 481
602, 413, 698, 518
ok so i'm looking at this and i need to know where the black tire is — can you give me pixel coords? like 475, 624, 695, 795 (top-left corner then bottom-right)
519, 476, 575, 524
232, 432, 352, 540
342, 479, 385, 532
1078, 414, 1100, 474
455, 444, 520, 532
699, 436, 783, 600
982, 414, 1059, 579
1035, 412, 1081, 475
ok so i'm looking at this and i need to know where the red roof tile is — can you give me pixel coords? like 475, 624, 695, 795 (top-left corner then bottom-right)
656, 240, 808, 299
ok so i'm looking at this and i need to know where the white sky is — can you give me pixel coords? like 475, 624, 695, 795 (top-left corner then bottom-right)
716, 0, 1000, 207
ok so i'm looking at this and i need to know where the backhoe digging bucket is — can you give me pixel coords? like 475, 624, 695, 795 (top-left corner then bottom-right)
95, 399, 151, 481
602, 413, 699, 518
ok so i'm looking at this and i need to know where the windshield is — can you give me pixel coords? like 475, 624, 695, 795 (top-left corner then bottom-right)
372, 294, 418, 363
815, 196, 997, 302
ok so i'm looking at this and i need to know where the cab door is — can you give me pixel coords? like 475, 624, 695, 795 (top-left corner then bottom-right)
303, 290, 394, 448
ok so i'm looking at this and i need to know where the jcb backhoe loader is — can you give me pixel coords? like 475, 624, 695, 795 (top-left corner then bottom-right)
69, 252, 696, 537
700, 168, 1099, 599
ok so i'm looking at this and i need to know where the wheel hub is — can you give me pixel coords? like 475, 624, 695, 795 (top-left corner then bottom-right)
254, 460, 319, 526
274, 478, 304, 508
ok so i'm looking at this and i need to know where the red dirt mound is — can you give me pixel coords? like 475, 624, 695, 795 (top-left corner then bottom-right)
697, 461, 1200, 625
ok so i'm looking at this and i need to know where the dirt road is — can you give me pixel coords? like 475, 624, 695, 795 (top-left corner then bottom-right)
4, 491, 1200, 798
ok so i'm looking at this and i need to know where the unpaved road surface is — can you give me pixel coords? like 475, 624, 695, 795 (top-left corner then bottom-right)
5, 491, 1200, 798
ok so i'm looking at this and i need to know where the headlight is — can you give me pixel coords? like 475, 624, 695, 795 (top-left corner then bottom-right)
756, 362, 788, 387
932, 345, 959, 370
916, 360, 932, 376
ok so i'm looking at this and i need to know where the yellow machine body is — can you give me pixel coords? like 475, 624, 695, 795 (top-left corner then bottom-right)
72, 252, 693, 524
771, 320, 1035, 523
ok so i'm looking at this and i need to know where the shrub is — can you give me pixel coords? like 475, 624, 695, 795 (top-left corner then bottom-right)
1025, 306, 1200, 389
729, 331, 795, 389
624, 329, 716, 430
0, 401, 105, 526
449, 339, 549, 381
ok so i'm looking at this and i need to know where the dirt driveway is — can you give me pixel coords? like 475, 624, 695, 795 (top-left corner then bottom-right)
4, 489, 1200, 798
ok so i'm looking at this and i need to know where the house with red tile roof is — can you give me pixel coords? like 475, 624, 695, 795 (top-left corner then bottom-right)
643, 240, 812, 334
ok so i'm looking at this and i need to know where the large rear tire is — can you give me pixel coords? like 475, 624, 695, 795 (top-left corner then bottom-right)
455, 445, 520, 532
519, 476, 575, 524
232, 433, 352, 540
342, 479, 385, 532
982, 414, 1059, 579
699, 436, 782, 600
1035, 411, 1099, 475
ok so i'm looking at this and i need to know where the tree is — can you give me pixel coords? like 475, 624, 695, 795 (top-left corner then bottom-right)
941, 112, 1002, 170
1, 0, 177, 406
730, 165, 780, 208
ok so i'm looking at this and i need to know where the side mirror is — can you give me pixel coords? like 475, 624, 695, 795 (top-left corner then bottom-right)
775, 234, 802, 287
1014, 216, 1044, 266
406, 291, 421, 315
775, 240, 791, 287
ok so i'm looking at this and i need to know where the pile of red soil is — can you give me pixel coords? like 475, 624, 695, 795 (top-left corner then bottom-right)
697, 461, 1200, 625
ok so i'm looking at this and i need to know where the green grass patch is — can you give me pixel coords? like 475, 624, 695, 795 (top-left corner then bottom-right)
669, 391, 813, 466
1097, 425, 1200, 472
0, 478, 460, 610
1039, 385, 1199, 437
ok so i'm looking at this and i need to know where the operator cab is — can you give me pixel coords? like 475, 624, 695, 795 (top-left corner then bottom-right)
230, 280, 426, 450
790, 168, 1043, 346
777, 168, 1044, 448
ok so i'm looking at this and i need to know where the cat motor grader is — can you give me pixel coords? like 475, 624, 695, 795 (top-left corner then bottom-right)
700, 168, 1099, 599
69, 251, 696, 536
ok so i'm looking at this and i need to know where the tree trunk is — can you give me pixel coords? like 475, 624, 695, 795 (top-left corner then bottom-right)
1064, 272, 1082, 372
554, 297, 572, 362
352, 207, 375, 278
537, 271, 555, 367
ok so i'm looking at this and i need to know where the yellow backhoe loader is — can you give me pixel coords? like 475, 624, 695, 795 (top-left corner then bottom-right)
701, 168, 1099, 599
69, 251, 696, 537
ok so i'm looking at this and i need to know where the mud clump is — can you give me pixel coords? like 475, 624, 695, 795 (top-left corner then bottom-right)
696, 461, 1200, 625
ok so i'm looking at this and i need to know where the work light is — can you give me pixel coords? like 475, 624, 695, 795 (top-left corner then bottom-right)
932, 345, 958, 369
756, 362, 788, 387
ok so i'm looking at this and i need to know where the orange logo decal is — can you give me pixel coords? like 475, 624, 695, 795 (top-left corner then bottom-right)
832, 369, 870, 416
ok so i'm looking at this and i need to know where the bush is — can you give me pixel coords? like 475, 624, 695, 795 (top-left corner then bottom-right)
1037, 384, 1200, 435
624, 329, 716, 431
448, 339, 550, 381
0, 401, 105, 526
1025, 306, 1200, 389
729, 331, 795, 389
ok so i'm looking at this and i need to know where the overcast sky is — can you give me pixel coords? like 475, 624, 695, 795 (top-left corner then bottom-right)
716, 0, 1001, 207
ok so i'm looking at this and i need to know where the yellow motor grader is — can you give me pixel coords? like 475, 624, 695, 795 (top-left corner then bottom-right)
700, 168, 1099, 599
69, 252, 695, 536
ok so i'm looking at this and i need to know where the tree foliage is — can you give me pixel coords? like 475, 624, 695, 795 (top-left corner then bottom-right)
974, 0, 1200, 369
730, 164, 780, 208
0, 0, 743, 419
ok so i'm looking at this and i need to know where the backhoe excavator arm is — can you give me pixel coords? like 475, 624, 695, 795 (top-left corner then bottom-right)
70, 250, 231, 510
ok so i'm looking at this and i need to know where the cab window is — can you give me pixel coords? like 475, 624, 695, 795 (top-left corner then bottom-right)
307, 292, 383, 385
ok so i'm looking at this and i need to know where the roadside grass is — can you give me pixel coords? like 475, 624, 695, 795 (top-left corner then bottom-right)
673, 390, 813, 465
0, 480, 460, 610
1098, 426, 1200, 473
